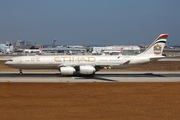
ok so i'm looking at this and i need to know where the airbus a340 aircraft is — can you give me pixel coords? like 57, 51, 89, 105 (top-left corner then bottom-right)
23, 46, 43, 54
5, 34, 168, 75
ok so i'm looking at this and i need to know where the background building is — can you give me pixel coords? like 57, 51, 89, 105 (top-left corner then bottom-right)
91, 45, 140, 55
14, 40, 25, 48
26, 40, 36, 47
0, 43, 14, 53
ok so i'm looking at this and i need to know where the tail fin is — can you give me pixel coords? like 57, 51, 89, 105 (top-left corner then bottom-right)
138, 34, 168, 56
120, 47, 123, 52
38, 46, 43, 50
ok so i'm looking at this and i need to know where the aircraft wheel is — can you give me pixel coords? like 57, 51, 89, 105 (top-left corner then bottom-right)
19, 70, 23, 75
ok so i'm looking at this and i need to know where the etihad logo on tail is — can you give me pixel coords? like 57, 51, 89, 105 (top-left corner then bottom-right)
154, 44, 162, 55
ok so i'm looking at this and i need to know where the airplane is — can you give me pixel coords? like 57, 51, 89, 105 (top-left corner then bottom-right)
24, 46, 43, 54
102, 47, 123, 55
5, 34, 168, 76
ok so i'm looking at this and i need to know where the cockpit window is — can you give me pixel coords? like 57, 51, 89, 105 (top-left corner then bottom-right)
8, 59, 13, 61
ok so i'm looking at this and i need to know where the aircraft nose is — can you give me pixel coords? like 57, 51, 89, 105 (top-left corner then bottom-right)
5, 60, 13, 65
5, 61, 11, 65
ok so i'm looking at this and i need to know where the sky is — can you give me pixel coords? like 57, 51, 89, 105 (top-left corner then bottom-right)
0, 0, 180, 46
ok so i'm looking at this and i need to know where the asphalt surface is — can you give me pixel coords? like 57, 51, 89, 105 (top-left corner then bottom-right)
0, 72, 180, 82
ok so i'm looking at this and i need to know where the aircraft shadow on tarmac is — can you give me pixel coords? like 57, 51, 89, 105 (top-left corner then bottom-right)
0, 73, 179, 82
0, 73, 179, 78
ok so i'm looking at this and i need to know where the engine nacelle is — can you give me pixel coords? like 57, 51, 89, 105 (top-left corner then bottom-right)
60, 67, 76, 75
79, 66, 96, 75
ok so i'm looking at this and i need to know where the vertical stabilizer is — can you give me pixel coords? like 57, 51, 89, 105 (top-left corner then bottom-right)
38, 46, 43, 50
138, 34, 168, 56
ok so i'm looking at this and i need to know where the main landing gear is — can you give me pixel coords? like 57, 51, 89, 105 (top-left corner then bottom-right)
19, 69, 23, 75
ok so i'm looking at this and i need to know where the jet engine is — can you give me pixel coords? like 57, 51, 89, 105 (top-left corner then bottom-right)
60, 67, 76, 75
79, 65, 96, 75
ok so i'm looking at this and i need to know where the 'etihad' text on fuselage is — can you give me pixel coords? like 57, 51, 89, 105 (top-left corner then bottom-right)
54, 57, 96, 62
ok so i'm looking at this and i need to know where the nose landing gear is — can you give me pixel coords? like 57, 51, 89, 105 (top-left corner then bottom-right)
19, 69, 23, 75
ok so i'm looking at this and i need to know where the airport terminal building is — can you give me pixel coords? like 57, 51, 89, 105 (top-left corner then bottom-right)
91, 46, 140, 55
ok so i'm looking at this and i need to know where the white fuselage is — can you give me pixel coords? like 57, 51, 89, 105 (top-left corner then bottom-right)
5, 55, 154, 70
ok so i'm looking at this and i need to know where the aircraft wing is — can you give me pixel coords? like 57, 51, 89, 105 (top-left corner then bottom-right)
58, 63, 77, 67
122, 60, 130, 65
58, 63, 95, 67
